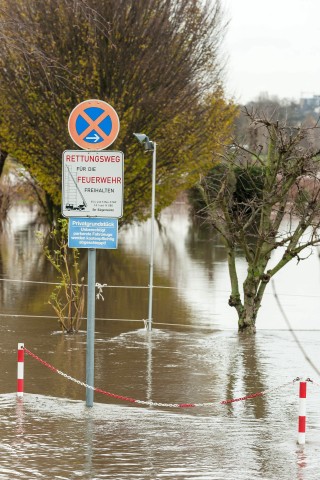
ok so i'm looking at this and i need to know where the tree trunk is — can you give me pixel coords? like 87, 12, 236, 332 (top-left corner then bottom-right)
238, 294, 258, 333
238, 309, 257, 334
237, 276, 261, 334
0, 149, 8, 178
239, 323, 256, 334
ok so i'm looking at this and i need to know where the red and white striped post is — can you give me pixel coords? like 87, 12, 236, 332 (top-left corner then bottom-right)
17, 343, 24, 398
298, 381, 307, 445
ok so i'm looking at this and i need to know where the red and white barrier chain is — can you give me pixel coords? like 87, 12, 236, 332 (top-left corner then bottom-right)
21, 346, 301, 409
220, 377, 302, 405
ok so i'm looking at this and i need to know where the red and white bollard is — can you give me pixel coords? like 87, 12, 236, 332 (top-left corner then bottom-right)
298, 381, 307, 445
17, 343, 24, 398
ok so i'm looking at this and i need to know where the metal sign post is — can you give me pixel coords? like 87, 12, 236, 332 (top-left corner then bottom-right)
86, 248, 96, 407
63, 99, 122, 408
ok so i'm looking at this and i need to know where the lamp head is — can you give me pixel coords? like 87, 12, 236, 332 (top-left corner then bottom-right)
133, 132, 154, 152
133, 133, 148, 144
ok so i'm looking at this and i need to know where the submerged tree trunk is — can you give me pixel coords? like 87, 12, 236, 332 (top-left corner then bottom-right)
238, 318, 256, 334
228, 256, 271, 333
237, 277, 258, 334
227, 244, 262, 334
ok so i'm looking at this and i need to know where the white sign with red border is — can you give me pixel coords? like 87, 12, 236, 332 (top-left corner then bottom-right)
62, 150, 124, 218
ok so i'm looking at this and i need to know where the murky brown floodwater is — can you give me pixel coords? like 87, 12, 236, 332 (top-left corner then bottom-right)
1, 202, 320, 479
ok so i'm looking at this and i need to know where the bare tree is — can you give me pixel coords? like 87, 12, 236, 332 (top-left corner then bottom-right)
198, 110, 320, 333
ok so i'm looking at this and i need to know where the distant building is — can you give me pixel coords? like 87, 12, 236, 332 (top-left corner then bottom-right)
300, 95, 320, 111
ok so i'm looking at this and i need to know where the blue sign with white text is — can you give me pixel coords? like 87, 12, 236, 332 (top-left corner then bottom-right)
68, 217, 118, 249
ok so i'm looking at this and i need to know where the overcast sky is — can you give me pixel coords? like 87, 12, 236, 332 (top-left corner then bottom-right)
221, 0, 320, 104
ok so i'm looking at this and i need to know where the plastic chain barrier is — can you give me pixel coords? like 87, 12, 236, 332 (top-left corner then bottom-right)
220, 377, 302, 404
23, 347, 300, 408
305, 377, 319, 387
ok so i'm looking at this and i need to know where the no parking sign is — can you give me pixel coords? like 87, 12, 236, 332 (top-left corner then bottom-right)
68, 99, 120, 150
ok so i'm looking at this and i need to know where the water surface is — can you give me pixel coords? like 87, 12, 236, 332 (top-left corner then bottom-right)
1, 204, 320, 479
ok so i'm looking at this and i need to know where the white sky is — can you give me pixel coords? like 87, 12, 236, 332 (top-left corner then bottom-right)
221, 0, 320, 104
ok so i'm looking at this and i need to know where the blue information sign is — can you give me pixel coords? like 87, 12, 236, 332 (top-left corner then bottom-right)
68, 217, 118, 249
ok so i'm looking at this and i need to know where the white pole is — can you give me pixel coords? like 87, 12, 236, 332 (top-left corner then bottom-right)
17, 343, 24, 398
298, 381, 307, 445
147, 142, 156, 331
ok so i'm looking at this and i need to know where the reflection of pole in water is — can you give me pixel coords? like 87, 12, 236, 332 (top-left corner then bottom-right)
146, 332, 152, 404
296, 446, 307, 480
15, 397, 25, 437
84, 412, 94, 477
145, 332, 156, 477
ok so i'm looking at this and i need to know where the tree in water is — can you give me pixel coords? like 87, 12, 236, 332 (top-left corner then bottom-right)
198, 110, 320, 333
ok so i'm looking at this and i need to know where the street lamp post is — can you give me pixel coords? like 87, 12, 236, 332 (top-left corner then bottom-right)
133, 133, 156, 332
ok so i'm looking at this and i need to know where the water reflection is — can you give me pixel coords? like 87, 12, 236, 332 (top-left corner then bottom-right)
146, 332, 153, 404
2, 202, 320, 331
121, 202, 320, 330
15, 397, 25, 437
297, 447, 307, 480
84, 411, 94, 478
224, 335, 267, 419
2, 203, 320, 478
1, 324, 320, 478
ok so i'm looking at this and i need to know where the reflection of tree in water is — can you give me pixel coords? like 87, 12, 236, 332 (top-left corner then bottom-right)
95, 248, 149, 321
3, 218, 102, 332
0, 233, 6, 305
52, 333, 86, 400
94, 247, 192, 325
225, 335, 266, 419
1, 221, 87, 318
1, 214, 193, 326
186, 221, 249, 280
185, 221, 227, 282
224, 334, 306, 480
3, 202, 221, 326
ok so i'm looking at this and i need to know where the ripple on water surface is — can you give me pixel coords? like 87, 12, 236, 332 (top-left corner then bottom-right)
1, 387, 320, 480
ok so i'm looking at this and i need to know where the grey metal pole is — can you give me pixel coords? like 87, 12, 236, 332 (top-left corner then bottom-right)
147, 142, 156, 331
86, 248, 96, 407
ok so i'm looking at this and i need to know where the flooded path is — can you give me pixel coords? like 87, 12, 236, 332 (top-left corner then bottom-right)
1, 204, 320, 478
2, 325, 320, 479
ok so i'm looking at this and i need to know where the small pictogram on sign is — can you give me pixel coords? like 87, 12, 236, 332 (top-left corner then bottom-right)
68, 99, 120, 150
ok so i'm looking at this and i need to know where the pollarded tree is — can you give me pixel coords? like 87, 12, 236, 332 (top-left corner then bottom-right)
198, 110, 320, 333
0, 0, 235, 223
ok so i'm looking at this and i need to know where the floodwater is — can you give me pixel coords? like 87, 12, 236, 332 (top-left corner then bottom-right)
1, 201, 320, 479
